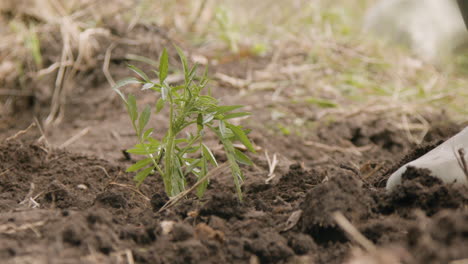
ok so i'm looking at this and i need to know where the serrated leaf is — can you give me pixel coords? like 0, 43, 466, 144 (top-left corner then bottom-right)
234, 148, 253, 165
226, 123, 256, 153
202, 143, 218, 166
126, 157, 153, 172
126, 94, 138, 122
155, 98, 165, 113
142, 82, 154, 90
138, 105, 151, 137
134, 167, 154, 185
128, 64, 150, 82
159, 48, 169, 83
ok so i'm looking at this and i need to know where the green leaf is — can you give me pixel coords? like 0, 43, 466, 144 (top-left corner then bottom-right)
134, 167, 154, 185
126, 157, 153, 172
138, 105, 151, 137
159, 48, 169, 83
142, 82, 154, 90
127, 143, 159, 155
220, 112, 250, 120
126, 94, 138, 122
128, 64, 150, 82
202, 143, 218, 166
143, 128, 154, 140
234, 148, 253, 165
125, 54, 159, 67
219, 120, 227, 138
155, 98, 165, 113
175, 46, 188, 78
161, 86, 168, 100
203, 113, 215, 124
113, 77, 141, 102
226, 123, 256, 153
216, 105, 244, 114
197, 113, 203, 130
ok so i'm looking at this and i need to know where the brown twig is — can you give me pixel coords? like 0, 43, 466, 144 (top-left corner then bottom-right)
332, 211, 376, 252
5, 122, 36, 142
59, 127, 90, 148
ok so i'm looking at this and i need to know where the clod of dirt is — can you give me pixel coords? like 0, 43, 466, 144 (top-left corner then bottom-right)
285, 232, 318, 255
119, 226, 157, 245
150, 192, 169, 211
245, 231, 294, 263
200, 192, 245, 219
194, 223, 225, 243
44, 180, 75, 208
170, 223, 194, 242
377, 167, 468, 216
407, 209, 468, 263
94, 191, 128, 209
58, 210, 120, 255
299, 173, 374, 244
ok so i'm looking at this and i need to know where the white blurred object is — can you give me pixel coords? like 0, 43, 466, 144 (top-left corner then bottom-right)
363, 0, 468, 63
386, 127, 468, 191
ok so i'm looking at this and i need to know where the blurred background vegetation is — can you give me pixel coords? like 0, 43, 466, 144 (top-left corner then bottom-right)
0, 0, 466, 140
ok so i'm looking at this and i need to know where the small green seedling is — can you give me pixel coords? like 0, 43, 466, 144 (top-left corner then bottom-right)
113, 48, 255, 201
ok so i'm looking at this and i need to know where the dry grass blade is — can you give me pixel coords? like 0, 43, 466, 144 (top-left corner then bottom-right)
34, 117, 50, 147
59, 127, 90, 148
158, 163, 230, 213
107, 182, 150, 202
265, 150, 278, 184
0, 220, 47, 235
332, 211, 376, 252
304, 140, 371, 156
5, 122, 36, 142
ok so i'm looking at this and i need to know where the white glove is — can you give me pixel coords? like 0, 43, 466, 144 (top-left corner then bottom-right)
386, 126, 468, 190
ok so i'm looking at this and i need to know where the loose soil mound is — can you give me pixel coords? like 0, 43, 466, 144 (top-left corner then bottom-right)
1, 124, 467, 264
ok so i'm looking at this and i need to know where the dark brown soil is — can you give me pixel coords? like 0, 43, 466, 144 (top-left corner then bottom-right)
1, 25, 467, 264
1, 124, 467, 264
